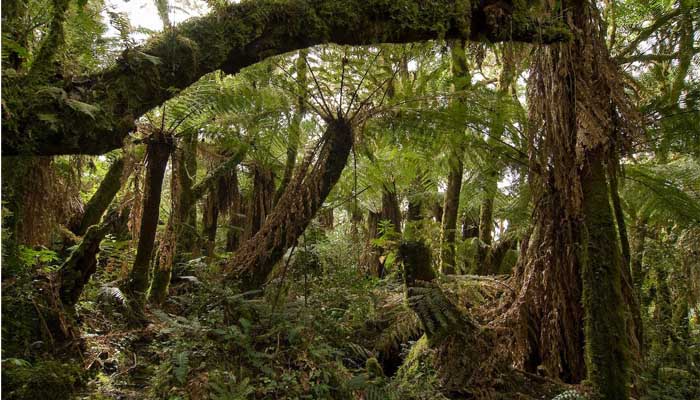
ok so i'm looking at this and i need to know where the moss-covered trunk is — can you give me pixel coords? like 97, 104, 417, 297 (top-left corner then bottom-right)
72, 155, 129, 236
228, 119, 353, 289
126, 137, 171, 314
581, 147, 629, 400
440, 154, 463, 274
59, 208, 120, 308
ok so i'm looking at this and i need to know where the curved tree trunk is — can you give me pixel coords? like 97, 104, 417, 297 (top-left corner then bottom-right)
59, 208, 121, 308
3, 0, 568, 157
127, 137, 171, 315
228, 119, 353, 289
72, 155, 130, 236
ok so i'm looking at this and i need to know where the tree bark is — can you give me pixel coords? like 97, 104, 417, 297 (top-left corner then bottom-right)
126, 136, 171, 314
228, 119, 353, 289
2, 0, 569, 156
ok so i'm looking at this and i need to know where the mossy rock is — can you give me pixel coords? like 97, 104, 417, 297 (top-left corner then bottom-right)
2, 359, 86, 400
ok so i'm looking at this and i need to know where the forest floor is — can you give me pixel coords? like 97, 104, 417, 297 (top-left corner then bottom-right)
58, 245, 581, 400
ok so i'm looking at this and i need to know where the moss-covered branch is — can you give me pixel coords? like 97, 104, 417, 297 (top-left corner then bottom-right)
2, 0, 570, 156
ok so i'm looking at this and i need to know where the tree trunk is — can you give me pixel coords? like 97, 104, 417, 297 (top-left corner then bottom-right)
580, 147, 629, 400
630, 217, 647, 305
179, 134, 198, 254
73, 156, 129, 236
608, 156, 643, 363
505, 0, 637, 387
150, 145, 248, 303
228, 119, 353, 289
59, 208, 121, 308
225, 170, 243, 252
244, 165, 274, 240
126, 136, 171, 315
381, 186, 402, 234
318, 208, 334, 231
363, 211, 383, 277
440, 154, 463, 274
202, 192, 220, 256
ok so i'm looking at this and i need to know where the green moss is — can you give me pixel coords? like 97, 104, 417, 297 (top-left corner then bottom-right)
392, 335, 449, 399
2, 359, 86, 400
581, 151, 629, 400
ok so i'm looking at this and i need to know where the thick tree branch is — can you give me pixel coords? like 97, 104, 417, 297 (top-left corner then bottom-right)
2, 0, 570, 156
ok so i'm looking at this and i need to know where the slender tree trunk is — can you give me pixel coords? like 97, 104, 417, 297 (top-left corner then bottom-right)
275, 50, 307, 205
179, 134, 198, 254
228, 119, 353, 289
225, 170, 243, 252
73, 156, 130, 236
363, 211, 383, 277
608, 155, 643, 362
630, 217, 648, 304
244, 165, 274, 240
202, 192, 220, 256
581, 147, 629, 400
440, 154, 463, 274
127, 136, 171, 314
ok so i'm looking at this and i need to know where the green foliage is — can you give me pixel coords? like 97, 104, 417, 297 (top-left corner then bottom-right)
1, 359, 86, 400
